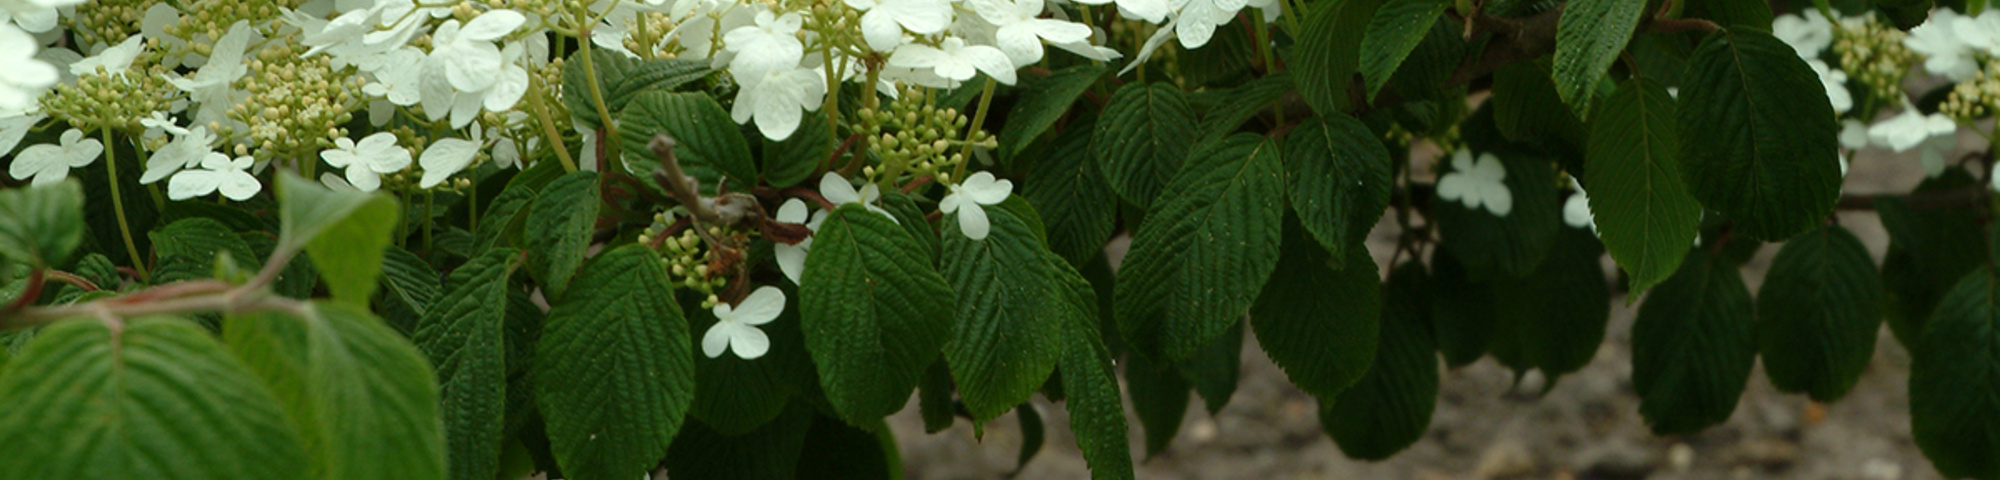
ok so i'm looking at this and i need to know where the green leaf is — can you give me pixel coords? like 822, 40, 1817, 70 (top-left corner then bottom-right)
0, 317, 310, 479
378, 246, 440, 335
687, 290, 813, 435
799, 204, 956, 427
1911, 267, 2000, 479
919, 358, 956, 433
1322, 262, 1437, 461
1756, 225, 1881, 402
1631, 249, 1755, 435
1552, 0, 1646, 117
941, 200, 1066, 423
1054, 263, 1135, 480
1488, 228, 1610, 385
1587, 78, 1700, 295
1359, 0, 1451, 100
1432, 151, 1562, 279
1877, 170, 1986, 346
1251, 217, 1381, 399
1283, 113, 1393, 261
1178, 318, 1243, 415
0, 180, 83, 267
793, 414, 901, 479
619, 91, 758, 191
223, 302, 447, 480
525, 171, 600, 301
605, 58, 712, 111
877, 191, 940, 261
762, 113, 831, 188
1688, 0, 1774, 30
276, 172, 400, 306
1024, 120, 1117, 267
999, 65, 1106, 159
1093, 82, 1199, 209
1678, 29, 1841, 240
414, 249, 519, 480
535, 245, 694, 480
1428, 248, 1495, 366
1123, 349, 1189, 457
473, 181, 539, 255
1491, 60, 1587, 145
1195, 73, 1293, 143
1012, 403, 1046, 474
150, 217, 259, 274
562, 48, 639, 130
1294, 0, 1386, 114
664, 405, 812, 480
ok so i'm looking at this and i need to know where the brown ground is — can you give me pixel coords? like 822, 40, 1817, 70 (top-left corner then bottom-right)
889, 124, 1991, 480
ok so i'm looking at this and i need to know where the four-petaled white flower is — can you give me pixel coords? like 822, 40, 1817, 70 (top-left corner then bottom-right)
168, 153, 261, 200
1866, 108, 1956, 153
169, 21, 257, 126
1772, 13, 1832, 57
732, 65, 827, 140
419, 137, 482, 188
71, 35, 146, 77
722, 11, 806, 76
1171, 0, 1249, 49
888, 37, 1017, 85
1437, 150, 1512, 217
774, 198, 831, 285
818, 172, 897, 222
939, 171, 1014, 240
970, 0, 1095, 66
844, 0, 953, 52
140, 111, 189, 137
1904, 10, 1982, 81
0, 22, 56, 113
702, 286, 786, 360
142, 126, 218, 184
9, 128, 101, 186
420, 10, 528, 128
322, 132, 413, 192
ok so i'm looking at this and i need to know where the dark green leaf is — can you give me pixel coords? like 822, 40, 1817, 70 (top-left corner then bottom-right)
1000, 65, 1106, 159
150, 217, 259, 274
1877, 170, 1986, 346
1054, 262, 1134, 480
1283, 113, 1393, 260
1587, 78, 1700, 295
1359, 0, 1451, 100
1178, 319, 1243, 415
1432, 151, 1562, 279
1124, 350, 1189, 457
687, 289, 812, 436
1553, 0, 1646, 117
1688, 0, 1774, 29
941, 200, 1066, 423
1911, 267, 2000, 479
1196, 73, 1293, 143
762, 113, 830, 188
792, 414, 899, 479
414, 249, 519, 480
1428, 248, 1495, 366
1024, 120, 1116, 267
1678, 29, 1841, 240
1322, 262, 1437, 460
1251, 217, 1380, 399
919, 358, 956, 433
0, 180, 83, 267
605, 58, 712, 111
524, 171, 600, 301
1489, 228, 1610, 385
1012, 403, 1046, 475
378, 246, 440, 335
619, 91, 758, 191
1093, 82, 1198, 208
535, 245, 694, 480
1294, 0, 1384, 114
665, 405, 812, 480
1756, 225, 1881, 402
1631, 249, 1755, 435
799, 204, 956, 427
562, 48, 639, 130
1491, 60, 1587, 145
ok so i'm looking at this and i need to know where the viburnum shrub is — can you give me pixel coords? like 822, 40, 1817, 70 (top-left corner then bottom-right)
2, 0, 2000, 476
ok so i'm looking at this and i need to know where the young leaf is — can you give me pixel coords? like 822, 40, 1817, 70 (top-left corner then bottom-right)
1359, 0, 1451, 100
413, 248, 520, 480
1552, 0, 1646, 117
1251, 217, 1381, 400
0, 179, 83, 268
1012, 403, 1047, 474
1631, 249, 1755, 435
524, 171, 600, 301
1678, 29, 1841, 240
1756, 225, 1882, 402
1093, 82, 1199, 208
1116, 134, 1284, 362
1911, 267, 2000, 479
1322, 262, 1437, 460
1587, 78, 1699, 295
1024, 121, 1117, 267
1293, 0, 1385, 114
1124, 349, 1190, 457
535, 245, 695, 480
276, 172, 400, 306
0, 317, 309, 480
1488, 229, 1611, 385
799, 204, 956, 427
999, 65, 1106, 159
619, 91, 758, 191
1055, 263, 1135, 480
223, 302, 447, 480
1283, 113, 1393, 261
941, 200, 1066, 423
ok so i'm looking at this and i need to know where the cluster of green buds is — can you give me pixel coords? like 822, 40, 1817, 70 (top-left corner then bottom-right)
67, 0, 158, 47
856, 86, 993, 184
163, 0, 297, 50
641, 211, 734, 308
1941, 63, 2000, 124
1831, 16, 1916, 108
229, 37, 365, 161
41, 62, 180, 132
621, 10, 681, 59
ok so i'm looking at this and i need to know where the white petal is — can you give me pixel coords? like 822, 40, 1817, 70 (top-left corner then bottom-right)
168, 169, 222, 199
861, 11, 907, 52
777, 198, 809, 223
701, 322, 736, 358
732, 286, 786, 325
958, 44, 1017, 84
728, 324, 771, 359
484, 64, 530, 112
819, 172, 861, 204
419, 138, 481, 188
346, 165, 382, 191
458, 10, 526, 41
776, 244, 808, 284
958, 202, 992, 240
1481, 183, 1513, 217
216, 170, 262, 200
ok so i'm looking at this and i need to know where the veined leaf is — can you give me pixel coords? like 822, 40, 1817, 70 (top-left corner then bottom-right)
1359, 0, 1451, 100
1196, 73, 1293, 143
1124, 349, 1189, 457
1678, 29, 1841, 240
1322, 262, 1437, 460
1587, 78, 1700, 295
1489, 229, 1610, 385
1491, 60, 1587, 146
0, 179, 83, 268
1093, 82, 1199, 208
1294, 0, 1385, 114
414, 249, 520, 480
1877, 170, 1987, 346
524, 171, 600, 301
799, 204, 956, 427
562, 49, 639, 130
1283, 113, 1393, 262
1553, 0, 1646, 117
0, 317, 310, 480
619, 91, 757, 191
687, 289, 814, 436
762, 113, 831, 188
378, 246, 440, 335
941, 199, 1066, 423
1179, 319, 1243, 414
1000, 65, 1106, 160
1054, 261, 1135, 480
1115, 134, 1284, 362
1757, 225, 1881, 402
1024, 119, 1117, 267
1911, 267, 2000, 479
1631, 249, 1755, 435
1252, 217, 1381, 399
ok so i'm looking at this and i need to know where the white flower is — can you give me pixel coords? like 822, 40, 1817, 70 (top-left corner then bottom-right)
1436, 150, 1512, 217
722, 11, 806, 76
1904, 10, 1982, 81
70, 35, 146, 77
818, 172, 897, 222
732, 65, 827, 140
0, 112, 39, 155
773, 198, 831, 285
939, 171, 1013, 240
844, 0, 952, 52
1805, 59, 1851, 114
142, 126, 218, 184
702, 286, 785, 359
8, 128, 100, 186
1772, 13, 1833, 57
1563, 179, 1596, 233
362, 47, 427, 106
168, 153, 261, 200
1951, 11, 2000, 57
888, 38, 1017, 85
169, 21, 257, 126
0, 22, 56, 113
1839, 119, 1869, 150
1866, 108, 1956, 153
321, 132, 412, 192
1916, 134, 1955, 178
418, 137, 482, 188
0, 0, 85, 33
970, 0, 1095, 66
1172, 0, 1248, 49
